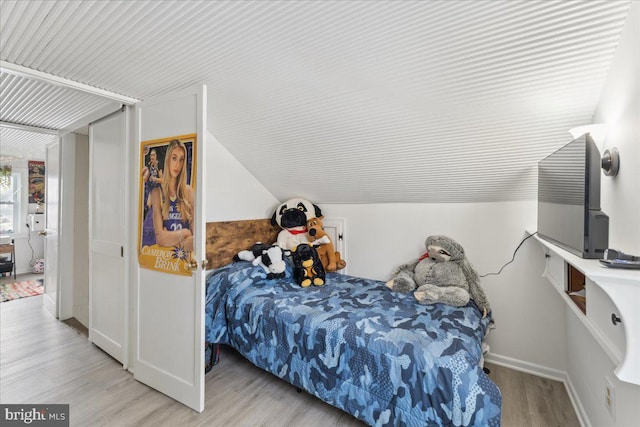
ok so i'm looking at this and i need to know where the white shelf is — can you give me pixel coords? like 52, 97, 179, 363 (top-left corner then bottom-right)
532, 232, 640, 385
28, 213, 45, 231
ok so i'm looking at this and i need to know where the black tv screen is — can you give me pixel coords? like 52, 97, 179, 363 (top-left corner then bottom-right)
537, 134, 608, 258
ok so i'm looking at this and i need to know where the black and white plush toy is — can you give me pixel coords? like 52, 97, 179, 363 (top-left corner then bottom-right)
271, 198, 323, 250
234, 242, 289, 279
386, 235, 490, 317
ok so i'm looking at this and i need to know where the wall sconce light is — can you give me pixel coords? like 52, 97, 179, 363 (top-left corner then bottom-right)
601, 147, 620, 176
568, 124, 619, 178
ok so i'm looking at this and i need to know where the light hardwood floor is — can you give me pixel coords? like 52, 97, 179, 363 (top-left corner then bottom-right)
1, 295, 580, 426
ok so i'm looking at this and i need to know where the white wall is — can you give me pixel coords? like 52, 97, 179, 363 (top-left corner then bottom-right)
58, 133, 78, 320
572, 4, 640, 426
324, 201, 568, 373
73, 134, 89, 327
593, 2, 640, 256
566, 310, 640, 427
10, 229, 44, 275
205, 131, 277, 221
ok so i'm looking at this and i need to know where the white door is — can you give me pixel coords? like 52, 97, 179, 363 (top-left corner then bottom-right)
322, 218, 347, 275
43, 140, 60, 318
89, 110, 128, 366
134, 85, 207, 412
43, 134, 77, 320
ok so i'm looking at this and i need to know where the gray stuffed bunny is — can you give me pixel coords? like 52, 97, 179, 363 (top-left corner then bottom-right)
386, 235, 490, 317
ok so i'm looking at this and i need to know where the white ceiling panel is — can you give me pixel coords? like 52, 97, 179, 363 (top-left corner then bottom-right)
0, 71, 117, 130
0, 127, 54, 162
0, 0, 633, 203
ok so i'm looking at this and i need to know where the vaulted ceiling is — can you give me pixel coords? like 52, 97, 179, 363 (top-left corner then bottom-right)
0, 0, 633, 203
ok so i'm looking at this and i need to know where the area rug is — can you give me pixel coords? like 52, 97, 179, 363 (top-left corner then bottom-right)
1, 279, 44, 302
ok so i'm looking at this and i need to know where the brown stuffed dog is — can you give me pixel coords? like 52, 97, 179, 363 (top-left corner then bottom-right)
306, 217, 346, 272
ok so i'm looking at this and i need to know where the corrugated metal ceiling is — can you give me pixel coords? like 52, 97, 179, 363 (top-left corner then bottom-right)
0, 0, 632, 203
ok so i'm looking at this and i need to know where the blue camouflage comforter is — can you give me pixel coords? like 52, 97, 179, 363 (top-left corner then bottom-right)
205, 261, 501, 426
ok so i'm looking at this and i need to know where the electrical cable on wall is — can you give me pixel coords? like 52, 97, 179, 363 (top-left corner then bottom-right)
25, 222, 36, 266
480, 232, 538, 277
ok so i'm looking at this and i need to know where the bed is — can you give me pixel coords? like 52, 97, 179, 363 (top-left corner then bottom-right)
204, 220, 502, 427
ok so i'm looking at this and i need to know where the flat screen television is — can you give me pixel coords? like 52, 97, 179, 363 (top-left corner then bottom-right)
537, 133, 609, 259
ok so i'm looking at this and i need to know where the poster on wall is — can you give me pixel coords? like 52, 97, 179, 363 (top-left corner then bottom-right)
138, 134, 196, 276
28, 161, 45, 204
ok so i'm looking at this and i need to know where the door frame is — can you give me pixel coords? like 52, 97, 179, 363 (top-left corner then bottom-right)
42, 104, 124, 321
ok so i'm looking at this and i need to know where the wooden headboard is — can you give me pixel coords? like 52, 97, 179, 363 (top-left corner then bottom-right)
206, 219, 280, 269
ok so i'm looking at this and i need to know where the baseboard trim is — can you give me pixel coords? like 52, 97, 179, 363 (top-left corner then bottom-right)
484, 353, 590, 427
484, 353, 565, 381
563, 373, 591, 427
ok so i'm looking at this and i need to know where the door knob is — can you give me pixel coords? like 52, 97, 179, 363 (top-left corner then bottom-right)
201, 259, 209, 270
188, 259, 198, 271
611, 313, 622, 326
38, 230, 48, 236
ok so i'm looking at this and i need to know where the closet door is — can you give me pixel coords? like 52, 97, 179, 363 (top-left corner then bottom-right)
134, 85, 207, 412
321, 218, 347, 275
89, 109, 128, 366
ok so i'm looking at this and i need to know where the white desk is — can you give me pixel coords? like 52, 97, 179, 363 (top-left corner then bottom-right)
534, 234, 640, 385
0, 242, 16, 280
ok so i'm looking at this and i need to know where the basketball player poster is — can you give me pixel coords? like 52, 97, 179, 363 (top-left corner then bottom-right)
138, 134, 196, 276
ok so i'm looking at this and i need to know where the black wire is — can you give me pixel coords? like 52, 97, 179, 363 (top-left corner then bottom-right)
26, 223, 35, 266
480, 232, 537, 277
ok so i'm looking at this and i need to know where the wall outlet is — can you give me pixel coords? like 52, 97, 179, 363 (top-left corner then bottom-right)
605, 376, 615, 420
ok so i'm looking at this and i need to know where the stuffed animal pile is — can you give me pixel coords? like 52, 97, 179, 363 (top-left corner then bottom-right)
270, 197, 346, 286
231, 197, 350, 287
386, 235, 490, 317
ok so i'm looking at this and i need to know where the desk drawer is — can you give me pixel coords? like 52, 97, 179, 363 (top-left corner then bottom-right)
587, 278, 625, 358
546, 251, 566, 290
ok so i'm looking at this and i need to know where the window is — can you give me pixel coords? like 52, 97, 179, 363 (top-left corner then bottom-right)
0, 171, 21, 235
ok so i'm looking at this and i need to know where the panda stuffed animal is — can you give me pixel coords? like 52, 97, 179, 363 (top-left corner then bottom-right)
234, 242, 289, 279
271, 198, 323, 250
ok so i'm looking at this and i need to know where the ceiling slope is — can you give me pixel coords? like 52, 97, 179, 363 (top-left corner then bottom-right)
0, 0, 632, 203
